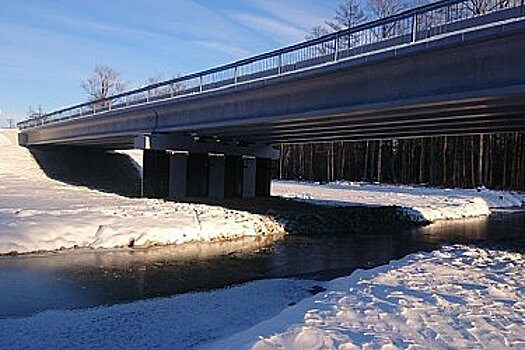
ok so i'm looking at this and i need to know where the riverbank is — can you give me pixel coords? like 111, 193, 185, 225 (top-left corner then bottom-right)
273, 180, 524, 222
213, 244, 525, 349
0, 130, 284, 255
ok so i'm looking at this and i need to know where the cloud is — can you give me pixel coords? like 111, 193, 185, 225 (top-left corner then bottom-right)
194, 41, 252, 59
244, 0, 335, 30
227, 12, 306, 45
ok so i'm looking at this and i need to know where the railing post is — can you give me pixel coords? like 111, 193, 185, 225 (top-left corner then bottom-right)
334, 35, 340, 61
199, 76, 203, 92
411, 11, 419, 42
234, 66, 238, 84
147, 90, 150, 103
278, 52, 282, 75
521, 0, 524, 16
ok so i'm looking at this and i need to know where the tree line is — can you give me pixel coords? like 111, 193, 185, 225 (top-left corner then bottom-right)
279, 134, 525, 190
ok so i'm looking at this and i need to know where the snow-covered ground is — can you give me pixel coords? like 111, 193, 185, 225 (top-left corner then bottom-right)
0, 130, 283, 255
273, 181, 525, 223
213, 245, 525, 349
0, 278, 320, 349
2, 245, 523, 349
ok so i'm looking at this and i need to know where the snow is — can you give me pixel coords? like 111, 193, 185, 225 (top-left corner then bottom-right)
0, 130, 283, 255
0, 278, 320, 349
2, 245, 524, 349
272, 181, 524, 223
212, 245, 525, 349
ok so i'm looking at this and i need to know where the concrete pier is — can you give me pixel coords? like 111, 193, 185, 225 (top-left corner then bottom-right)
143, 150, 169, 198
139, 134, 278, 200
168, 152, 188, 200
242, 157, 256, 198
208, 155, 225, 199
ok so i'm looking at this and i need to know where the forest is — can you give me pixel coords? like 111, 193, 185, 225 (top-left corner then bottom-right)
279, 134, 525, 190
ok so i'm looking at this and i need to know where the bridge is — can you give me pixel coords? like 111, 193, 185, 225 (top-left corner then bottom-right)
17, 0, 525, 200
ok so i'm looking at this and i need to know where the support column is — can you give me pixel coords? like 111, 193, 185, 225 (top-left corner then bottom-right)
142, 150, 170, 198
187, 153, 208, 197
256, 158, 272, 197
225, 156, 243, 198
168, 152, 188, 200
242, 156, 256, 198
208, 155, 225, 199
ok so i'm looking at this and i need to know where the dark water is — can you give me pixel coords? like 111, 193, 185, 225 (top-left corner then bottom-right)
0, 210, 524, 318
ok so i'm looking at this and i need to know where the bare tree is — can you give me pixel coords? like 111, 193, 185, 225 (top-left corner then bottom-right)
81, 65, 125, 107
305, 25, 333, 54
326, 0, 366, 31
370, 0, 407, 18
369, 0, 407, 38
306, 25, 331, 40
143, 73, 186, 100
468, 0, 501, 15
327, 0, 367, 49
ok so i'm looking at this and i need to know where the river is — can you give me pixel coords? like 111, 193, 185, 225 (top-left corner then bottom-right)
0, 210, 523, 318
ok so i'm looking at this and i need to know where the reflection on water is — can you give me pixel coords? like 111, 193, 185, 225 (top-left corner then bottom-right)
0, 212, 524, 318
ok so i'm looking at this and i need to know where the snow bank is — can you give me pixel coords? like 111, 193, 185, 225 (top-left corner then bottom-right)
0, 130, 282, 254
0, 278, 320, 349
214, 245, 525, 349
272, 181, 524, 223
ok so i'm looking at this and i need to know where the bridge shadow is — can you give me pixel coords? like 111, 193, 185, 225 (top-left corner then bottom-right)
29, 146, 142, 197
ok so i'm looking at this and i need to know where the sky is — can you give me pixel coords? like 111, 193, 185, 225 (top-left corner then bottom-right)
0, 0, 341, 126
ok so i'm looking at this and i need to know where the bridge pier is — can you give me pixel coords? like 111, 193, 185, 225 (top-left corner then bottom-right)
256, 158, 272, 197
137, 134, 278, 201
208, 155, 225, 199
242, 156, 256, 199
168, 152, 188, 200
143, 150, 169, 198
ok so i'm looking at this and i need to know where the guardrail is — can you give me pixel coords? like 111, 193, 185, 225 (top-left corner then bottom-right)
18, 0, 525, 130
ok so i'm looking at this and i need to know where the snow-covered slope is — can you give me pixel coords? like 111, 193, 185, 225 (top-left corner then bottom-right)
0, 130, 282, 254
213, 245, 525, 349
272, 181, 524, 223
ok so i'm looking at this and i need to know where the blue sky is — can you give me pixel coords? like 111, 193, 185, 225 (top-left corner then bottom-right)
0, 0, 341, 125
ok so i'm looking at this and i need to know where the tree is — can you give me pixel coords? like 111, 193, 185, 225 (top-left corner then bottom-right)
327, 0, 367, 49
369, 0, 407, 38
143, 73, 186, 100
370, 0, 407, 18
326, 0, 366, 32
81, 65, 125, 107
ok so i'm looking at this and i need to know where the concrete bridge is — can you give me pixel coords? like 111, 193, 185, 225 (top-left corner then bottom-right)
18, 0, 525, 200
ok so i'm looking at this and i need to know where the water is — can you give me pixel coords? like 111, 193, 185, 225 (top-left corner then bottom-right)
0, 211, 524, 318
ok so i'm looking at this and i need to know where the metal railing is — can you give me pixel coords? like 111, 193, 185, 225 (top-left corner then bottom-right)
18, 0, 525, 130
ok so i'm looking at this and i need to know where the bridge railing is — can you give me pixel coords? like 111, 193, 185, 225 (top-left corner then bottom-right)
18, 0, 525, 130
